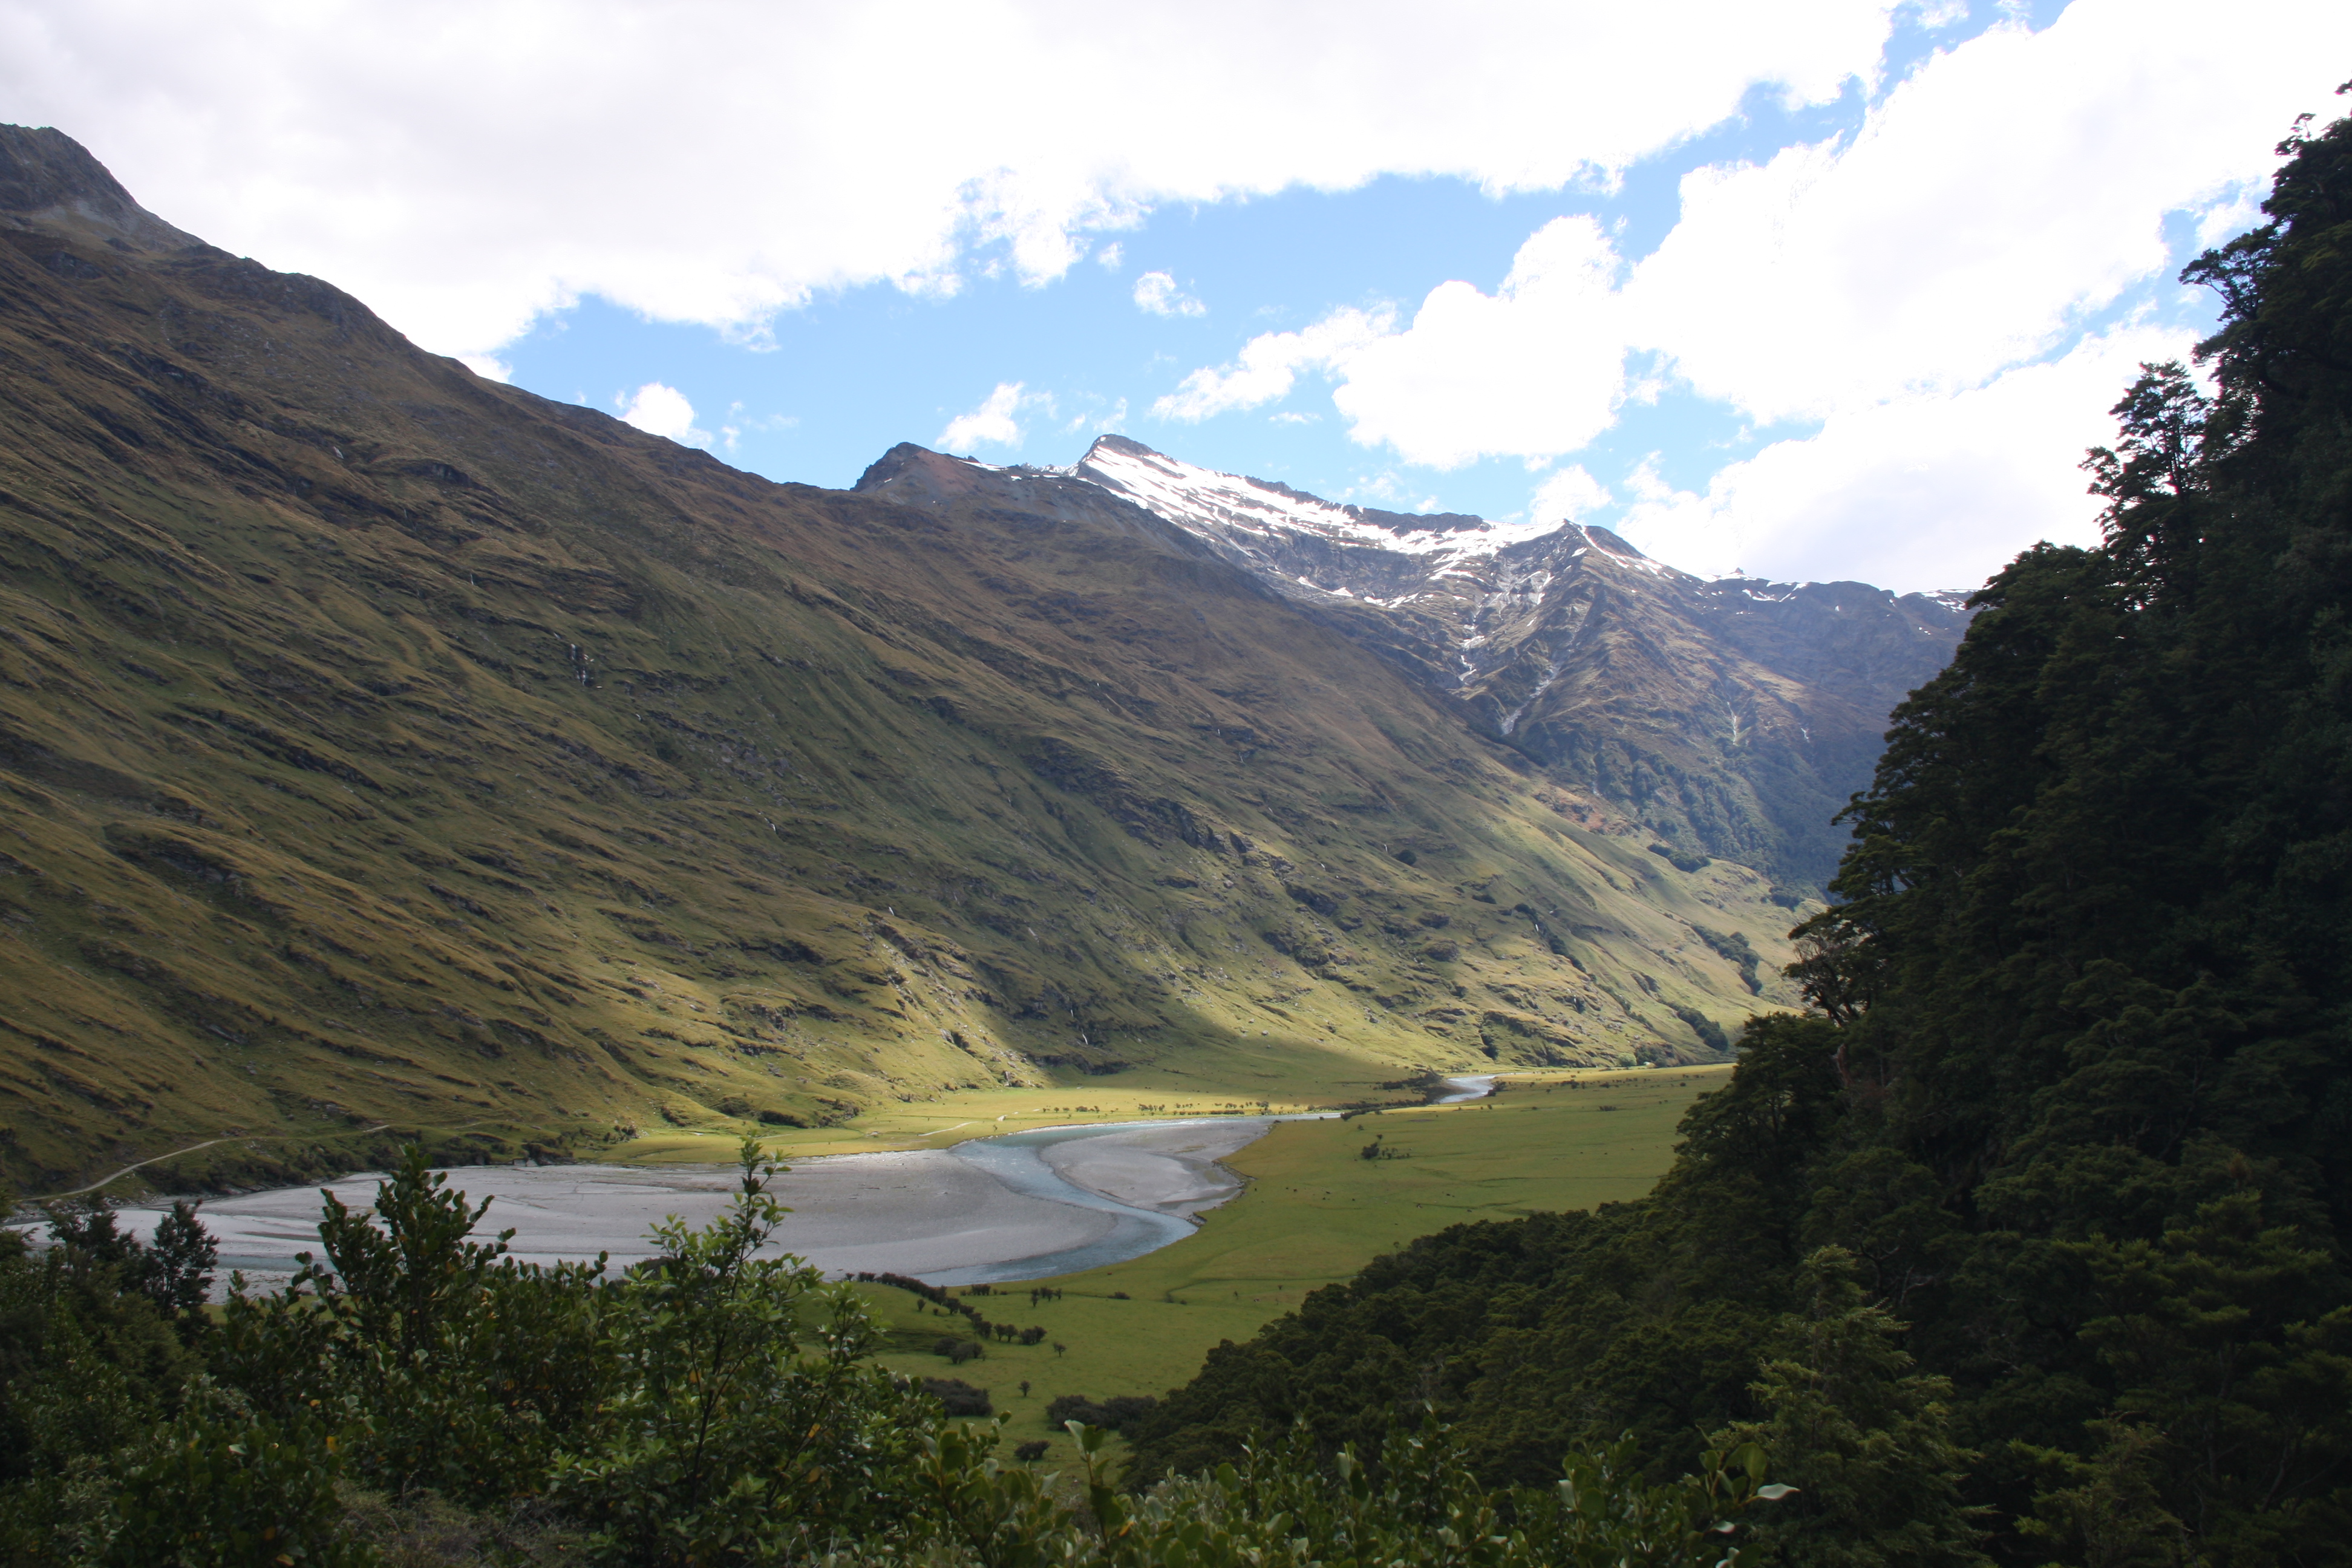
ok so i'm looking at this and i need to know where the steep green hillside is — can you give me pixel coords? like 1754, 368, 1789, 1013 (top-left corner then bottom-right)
0, 126, 1794, 1191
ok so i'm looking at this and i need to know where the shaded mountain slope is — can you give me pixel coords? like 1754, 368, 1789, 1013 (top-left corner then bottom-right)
1064, 436, 1969, 890
0, 126, 1797, 1190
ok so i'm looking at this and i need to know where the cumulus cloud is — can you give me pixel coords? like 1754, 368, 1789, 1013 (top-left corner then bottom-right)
1154, 307, 1394, 422
617, 382, 711, 446
1614, 325, 2189, 590
940, 382, 1039, 450
1155, 0, 2349, 587
1529, 465, 1612, 528
1132, 270, 1206, 317
1332, 216, 1627, 468
0, 0, 1901, 357
1623, 2, 2339, 423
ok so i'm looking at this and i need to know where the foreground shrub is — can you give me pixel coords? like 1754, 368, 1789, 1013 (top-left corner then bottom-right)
544, 1144, 935, 1564
105, 1386, 367, 1568
844, 1414, 1787, 1568
2, 1148, 1790, 1565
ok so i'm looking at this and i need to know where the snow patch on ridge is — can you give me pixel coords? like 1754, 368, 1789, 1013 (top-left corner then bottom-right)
1075, 436, 1571, 566
1050, 435, 1733, 703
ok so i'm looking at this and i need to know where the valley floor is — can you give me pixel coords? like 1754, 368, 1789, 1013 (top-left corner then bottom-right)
99, 1116, 1275, 1290
860, 1065, 1726, 1470
42, 1063, 1723, 1480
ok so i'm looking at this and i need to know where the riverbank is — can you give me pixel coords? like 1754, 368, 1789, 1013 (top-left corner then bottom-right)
76, 1116, 1285, 1290
49, 1069, 1667, 1305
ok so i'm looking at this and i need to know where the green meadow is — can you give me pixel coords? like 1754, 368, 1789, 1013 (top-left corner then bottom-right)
854, 1064, 1729, 1467
606, 1080, 1341, 1166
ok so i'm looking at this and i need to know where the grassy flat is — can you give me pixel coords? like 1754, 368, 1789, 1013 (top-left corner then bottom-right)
857, 1065, 1727, 1469
615, 1080, 1345, 1165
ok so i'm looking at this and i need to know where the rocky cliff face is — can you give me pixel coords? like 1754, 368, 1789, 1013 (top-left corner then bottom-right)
1059, 436, 1970, 890
0, 127, 1805, 1187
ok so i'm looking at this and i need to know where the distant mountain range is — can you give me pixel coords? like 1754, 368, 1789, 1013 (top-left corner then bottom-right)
899, 435, 1971, 893
0, 124, 1961, 1187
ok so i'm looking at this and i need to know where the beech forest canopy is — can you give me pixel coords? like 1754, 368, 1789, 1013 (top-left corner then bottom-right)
1125, 94, 2352, 1566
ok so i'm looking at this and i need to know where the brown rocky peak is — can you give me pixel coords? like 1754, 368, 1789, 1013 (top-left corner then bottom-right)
1572, 523, 1651, 560
850, 440, 1030, 506
0, 123, 201, 255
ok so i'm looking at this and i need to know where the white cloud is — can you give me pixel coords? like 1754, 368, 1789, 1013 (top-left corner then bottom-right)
1530, 465, 1611, 527
1614, 325, 2189, 590
1331, 216, 1628, 467
714, 407, 800, 449
940, 381, 1037, 450
1060, 396, 1129, 435
1154, 306, 1394, 422
0, 0, 1903, 357
1132, 270, 1206, 317
1095, 242, 1124, 270
1622, 2, 2341, 424
616, 382, 711, 446
1151, 0, 2350, 587
1342, 471, 1431, 508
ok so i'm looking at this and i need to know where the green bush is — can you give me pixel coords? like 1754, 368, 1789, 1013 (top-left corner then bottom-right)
0, 1145, 1797, 1565
106, 1388, 369, 1568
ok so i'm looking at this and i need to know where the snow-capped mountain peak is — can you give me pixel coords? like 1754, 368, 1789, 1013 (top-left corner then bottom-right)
1048, 434, 1971, 888
1076, 434, 1557, 561
855, 433, 1970, 888
1063, 434, 1693, 622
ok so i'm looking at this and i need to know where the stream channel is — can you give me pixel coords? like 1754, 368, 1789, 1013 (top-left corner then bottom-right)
68, 1077, 1497, 1291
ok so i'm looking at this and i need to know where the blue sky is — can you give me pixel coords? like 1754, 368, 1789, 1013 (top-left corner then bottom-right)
502, 1, 2063, 510
9, 0, 2345, 590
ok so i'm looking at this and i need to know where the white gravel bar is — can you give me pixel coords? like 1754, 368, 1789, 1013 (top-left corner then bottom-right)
68, 1117, 1279, 1290
41, 1085, 1504, 1292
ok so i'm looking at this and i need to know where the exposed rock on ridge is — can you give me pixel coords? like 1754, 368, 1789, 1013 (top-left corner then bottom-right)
1061, 436, 1971, 888
0, 124, 203, 254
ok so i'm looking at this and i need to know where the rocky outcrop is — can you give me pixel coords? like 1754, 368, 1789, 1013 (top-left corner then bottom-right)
0, 123, 203, 253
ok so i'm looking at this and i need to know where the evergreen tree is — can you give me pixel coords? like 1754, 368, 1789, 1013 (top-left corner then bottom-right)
1136, 90, 2352, 1566
1711, 1249, 1987, 1568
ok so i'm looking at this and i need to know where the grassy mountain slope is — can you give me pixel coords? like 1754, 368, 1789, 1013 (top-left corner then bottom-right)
0, 126, 1797, 1192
